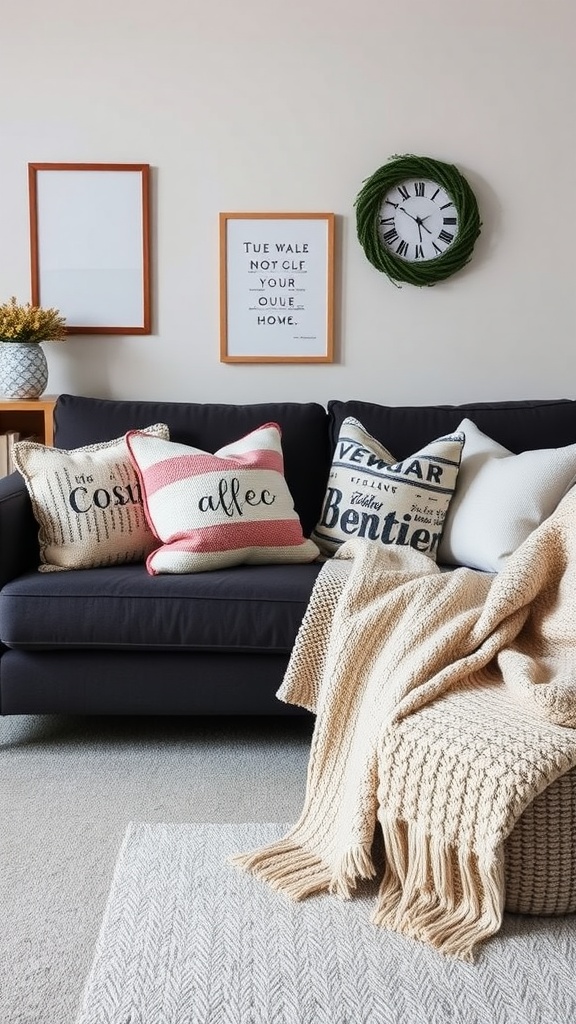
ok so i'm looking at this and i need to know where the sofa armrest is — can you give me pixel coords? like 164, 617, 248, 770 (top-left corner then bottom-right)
0, 472, 39, 587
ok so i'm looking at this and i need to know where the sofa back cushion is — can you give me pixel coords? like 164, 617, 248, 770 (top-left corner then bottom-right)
328, 399, 576, 458
54, 395, 331, 537
327, 399, 576, 572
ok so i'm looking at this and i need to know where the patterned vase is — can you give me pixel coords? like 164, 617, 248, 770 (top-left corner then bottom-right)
0, 342, 48, 399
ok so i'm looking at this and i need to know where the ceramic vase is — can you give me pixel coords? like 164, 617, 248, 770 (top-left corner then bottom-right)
0, 342, 48, 399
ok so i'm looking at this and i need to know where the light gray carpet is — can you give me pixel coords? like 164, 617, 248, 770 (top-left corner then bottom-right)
0, 714, 313, 1024
76, 822, 576, 1024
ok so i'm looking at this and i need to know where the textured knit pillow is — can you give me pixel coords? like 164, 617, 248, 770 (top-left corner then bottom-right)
13, 423, 170, 572
312, 417, 464, 560
438, 417, 576, 572
126, 422, 320, 574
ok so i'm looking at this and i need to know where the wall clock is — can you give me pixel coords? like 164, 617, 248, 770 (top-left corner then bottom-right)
355, 154, 481, 286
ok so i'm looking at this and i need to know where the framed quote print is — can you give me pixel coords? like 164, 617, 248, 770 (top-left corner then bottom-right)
28, 162, 151, 334
219, 212, 335, 363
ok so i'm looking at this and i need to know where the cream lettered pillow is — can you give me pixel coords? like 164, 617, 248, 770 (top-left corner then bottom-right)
438, 417, 576, 571
13, 423, 170, 571
126, 422, 320, 574
312, 417, 464, 560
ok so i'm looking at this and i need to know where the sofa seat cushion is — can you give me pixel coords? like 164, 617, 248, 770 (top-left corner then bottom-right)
328, 398, 576, 459
0, 562, 323, 653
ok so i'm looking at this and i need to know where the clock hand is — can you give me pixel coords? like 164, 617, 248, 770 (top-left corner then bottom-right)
400, 207, 433, 232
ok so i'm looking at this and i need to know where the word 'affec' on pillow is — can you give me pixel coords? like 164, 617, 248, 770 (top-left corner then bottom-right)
12, 423, 170, 572
126, 422, 320, 574
438, 417, 576, 573
312, 417, 464, 561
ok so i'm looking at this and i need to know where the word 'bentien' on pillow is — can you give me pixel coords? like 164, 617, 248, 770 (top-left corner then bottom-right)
312, 417, 464, 560
12, 423, 170, 572
126, 422, 320, 574
438, 417, 576, 572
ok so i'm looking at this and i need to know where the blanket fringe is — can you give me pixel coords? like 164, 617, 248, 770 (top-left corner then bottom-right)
231, 837, 376, 902
373, 819, 505, 962
230, 838, 333, 900
329, 843, 378, 898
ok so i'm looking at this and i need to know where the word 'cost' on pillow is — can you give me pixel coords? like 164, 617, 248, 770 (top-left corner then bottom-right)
126, 422, 320, 574
12, 424, 171, 572
312, 417, 464, 561
438, 417, 576, 572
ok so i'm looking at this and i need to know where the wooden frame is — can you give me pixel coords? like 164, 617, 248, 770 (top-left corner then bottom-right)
219, 212, 335, 363
28, 163, 151, 334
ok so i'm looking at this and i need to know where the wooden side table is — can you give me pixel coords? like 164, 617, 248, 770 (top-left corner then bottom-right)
0, 395, 57, 446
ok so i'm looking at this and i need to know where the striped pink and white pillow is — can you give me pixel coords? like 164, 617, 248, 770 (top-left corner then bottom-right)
126, 422, 320, 574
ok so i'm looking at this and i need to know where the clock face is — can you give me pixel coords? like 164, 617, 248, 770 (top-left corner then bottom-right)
378, 178, 459, 263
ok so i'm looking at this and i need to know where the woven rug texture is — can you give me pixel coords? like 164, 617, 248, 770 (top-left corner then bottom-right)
75, 822, 576, 1024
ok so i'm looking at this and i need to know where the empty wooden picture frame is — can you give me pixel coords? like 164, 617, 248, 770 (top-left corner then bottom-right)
28, 163, 151, 334
220, 212, 335, 363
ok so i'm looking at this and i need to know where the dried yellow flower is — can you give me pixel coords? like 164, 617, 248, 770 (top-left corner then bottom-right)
0, 296, 67, 343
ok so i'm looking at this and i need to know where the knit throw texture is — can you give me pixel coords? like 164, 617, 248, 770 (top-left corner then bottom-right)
233, 488, 576, 961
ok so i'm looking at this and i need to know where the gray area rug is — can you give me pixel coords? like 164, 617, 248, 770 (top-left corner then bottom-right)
76, 822, 576, 1024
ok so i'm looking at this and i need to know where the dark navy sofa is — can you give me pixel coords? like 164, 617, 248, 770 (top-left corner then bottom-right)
0, 393, 575, 717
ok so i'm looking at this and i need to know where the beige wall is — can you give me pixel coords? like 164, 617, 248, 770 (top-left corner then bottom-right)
1, 0, 575, 406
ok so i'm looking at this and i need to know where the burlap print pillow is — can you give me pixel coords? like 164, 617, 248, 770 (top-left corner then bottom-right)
126, 422, 320, 574
13, 423, 170, 571
312, 417, 464, 561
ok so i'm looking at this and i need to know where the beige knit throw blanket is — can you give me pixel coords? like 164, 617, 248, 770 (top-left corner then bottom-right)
233, 488, 576, 961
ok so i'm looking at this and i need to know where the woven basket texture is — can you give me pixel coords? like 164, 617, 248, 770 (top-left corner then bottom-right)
504, 766, 576, 915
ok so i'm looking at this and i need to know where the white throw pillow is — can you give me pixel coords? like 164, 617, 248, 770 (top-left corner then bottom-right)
311, 417, 464, 561
438, 417, 576, 572
13, 423, 170, 571
126, 422, 320, 574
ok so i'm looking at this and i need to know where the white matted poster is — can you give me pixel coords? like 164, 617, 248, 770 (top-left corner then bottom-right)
219, 212, 335, 363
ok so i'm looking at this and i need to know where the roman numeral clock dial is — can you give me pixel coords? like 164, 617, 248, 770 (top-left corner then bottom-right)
354, 155, 481, 286
379, 180, 458, 263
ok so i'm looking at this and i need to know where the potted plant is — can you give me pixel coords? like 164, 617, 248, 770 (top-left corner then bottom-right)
0, 296, 67, 399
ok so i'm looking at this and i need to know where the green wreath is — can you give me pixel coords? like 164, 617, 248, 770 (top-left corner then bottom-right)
355, 154, 481, 286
